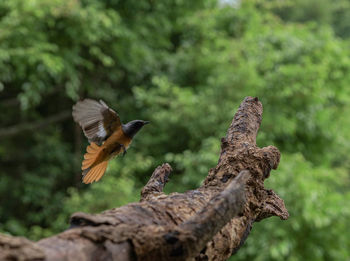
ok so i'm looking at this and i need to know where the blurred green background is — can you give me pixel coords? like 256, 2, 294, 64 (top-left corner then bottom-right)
0, 0, 350, 260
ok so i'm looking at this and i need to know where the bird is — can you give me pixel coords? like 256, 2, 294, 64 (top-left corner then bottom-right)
72, 98, 149, 184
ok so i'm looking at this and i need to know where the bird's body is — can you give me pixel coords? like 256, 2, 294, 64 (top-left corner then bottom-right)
72, 99, 149, 184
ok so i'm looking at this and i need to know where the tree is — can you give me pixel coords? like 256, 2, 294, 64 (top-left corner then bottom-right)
1, 1, 350, 260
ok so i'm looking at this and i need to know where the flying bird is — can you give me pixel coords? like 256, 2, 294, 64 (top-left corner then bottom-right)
72, 99, 149, 184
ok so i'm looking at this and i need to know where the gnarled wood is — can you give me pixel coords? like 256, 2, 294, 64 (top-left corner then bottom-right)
0, 97, 289, 261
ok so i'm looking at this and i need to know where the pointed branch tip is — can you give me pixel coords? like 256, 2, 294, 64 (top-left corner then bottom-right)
141, 163, 173, 200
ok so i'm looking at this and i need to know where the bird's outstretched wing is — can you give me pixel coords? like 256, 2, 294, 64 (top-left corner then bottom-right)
72, 99, 121, 144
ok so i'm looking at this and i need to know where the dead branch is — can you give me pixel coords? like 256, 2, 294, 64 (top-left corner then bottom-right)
0, 97, 289, 261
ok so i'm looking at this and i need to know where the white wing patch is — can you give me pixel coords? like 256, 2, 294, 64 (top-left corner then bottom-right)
97, 122, 107, 138
72, 99, 111, 144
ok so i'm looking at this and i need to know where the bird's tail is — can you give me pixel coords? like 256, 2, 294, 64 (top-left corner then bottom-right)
81, 142, 108, 184
82, 142, 101, 170
82, 161, 108, 184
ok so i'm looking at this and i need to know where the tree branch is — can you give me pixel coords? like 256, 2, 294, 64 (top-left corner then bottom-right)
177, 170, 251, 258
0, 111, 71, 137
141, 163, 173, 201
0, 97, 289, 261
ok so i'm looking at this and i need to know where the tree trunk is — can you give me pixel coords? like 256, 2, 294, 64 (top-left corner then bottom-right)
0, 97, 289, 261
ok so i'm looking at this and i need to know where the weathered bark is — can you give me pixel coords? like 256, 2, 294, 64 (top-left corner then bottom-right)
0, 97, 289, 261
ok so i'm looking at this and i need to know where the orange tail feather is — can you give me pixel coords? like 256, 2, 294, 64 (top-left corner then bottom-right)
82, 161, 108, 184
81, 143, 101, 170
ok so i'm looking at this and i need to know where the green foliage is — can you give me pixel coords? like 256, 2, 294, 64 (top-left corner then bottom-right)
233, 154, 350, 260
1, 0, 350, 259
261, 0, 350, 38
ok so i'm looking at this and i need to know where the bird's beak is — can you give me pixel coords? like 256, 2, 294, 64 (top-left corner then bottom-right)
143, 121, 150, 125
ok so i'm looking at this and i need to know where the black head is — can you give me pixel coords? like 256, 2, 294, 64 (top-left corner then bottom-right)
122, 120, 150, 138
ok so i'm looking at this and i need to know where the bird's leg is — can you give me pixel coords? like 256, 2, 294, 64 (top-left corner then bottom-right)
120, 143, 127, 156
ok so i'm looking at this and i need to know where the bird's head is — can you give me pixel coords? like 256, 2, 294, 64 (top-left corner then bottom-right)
122, 120, 150, 138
